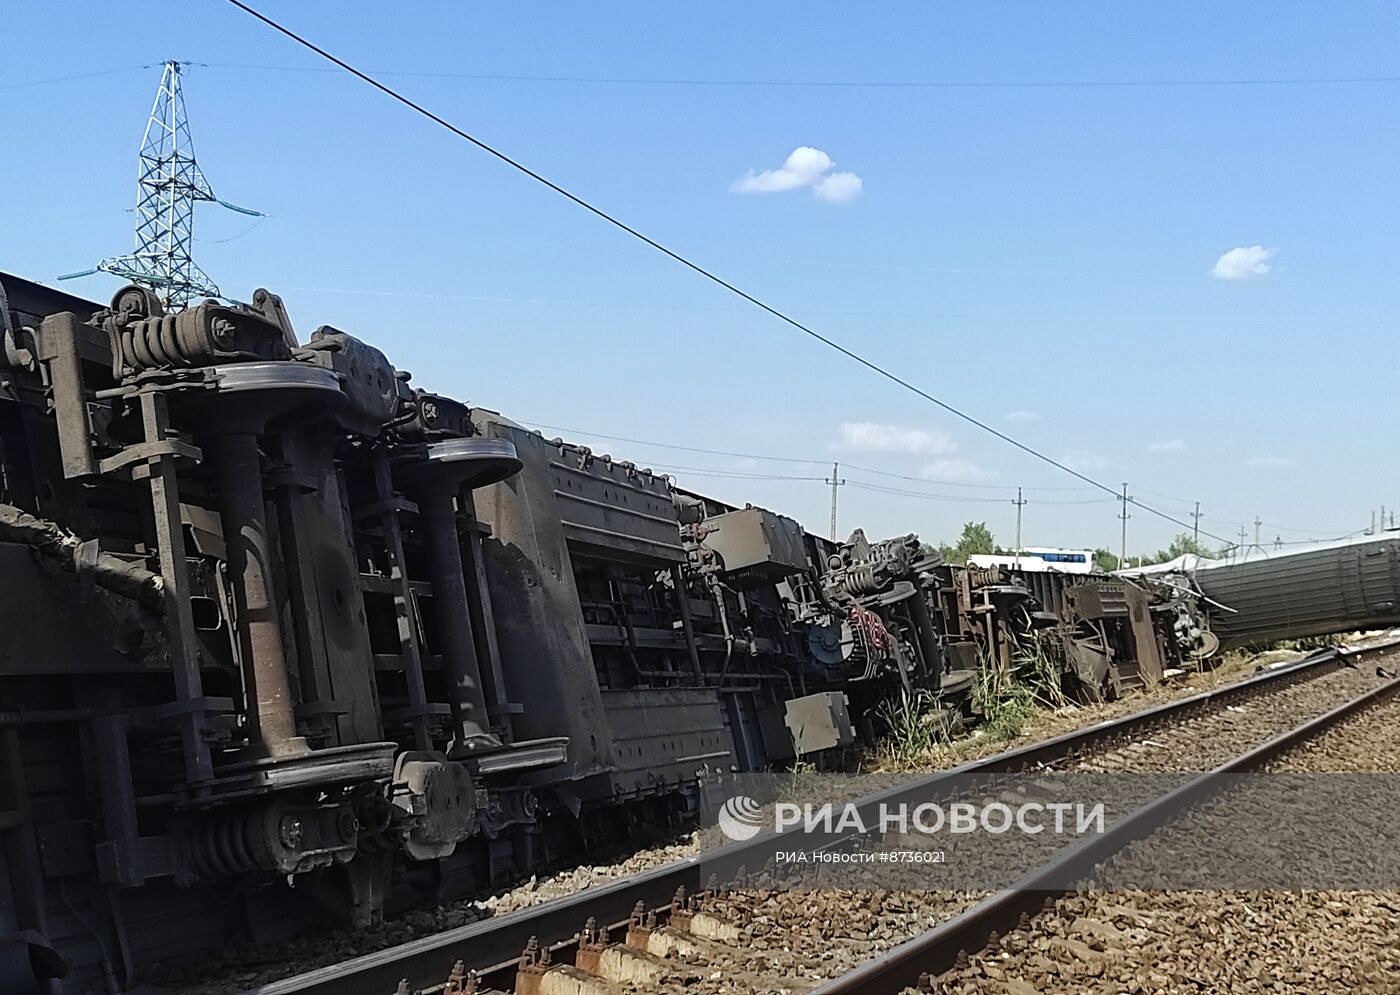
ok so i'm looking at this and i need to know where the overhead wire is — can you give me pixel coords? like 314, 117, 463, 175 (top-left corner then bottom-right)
201, 62, 1400, 91
524, 420, 1098, 492
657, 469, 826, 482
525, 421, 824, 466
846, 480, 1115, 506
638, 463, 826, 482
196, 214, 269, 244
527, 423, 1071, 500
220, 0, 1289, 547
0, 66, 148, 91
161, 278, 1399, 326
839, 461, 1092, 492
529, 422, 1129, 508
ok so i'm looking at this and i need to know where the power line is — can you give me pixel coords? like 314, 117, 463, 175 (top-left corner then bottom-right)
201, 61, 1400, 91
840, 461, 1092, 492
0, 66, 148, 92
525, 420, 1097, 492
529, 422, 1100, 501
219, 0, 1236, 546
1123, 486, 1361, 544
845, 481, 1009, 505
526, 421, 823, 466
639, 463, 827, 482
529, 420, 1116, 506
662, 469, 827, 482
193, 278, 1400, 327
846, 480, 1114, 506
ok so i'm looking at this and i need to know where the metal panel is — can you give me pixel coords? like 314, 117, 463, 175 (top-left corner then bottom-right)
784, 691, 855, 755
600, 688, 733, 794
470, 412, 616, 784
0, 275, 98, 330
538, 433, 683, 566
1195, 538, 1400, 647
701, 507, 808, 584
473, 417, 680, 565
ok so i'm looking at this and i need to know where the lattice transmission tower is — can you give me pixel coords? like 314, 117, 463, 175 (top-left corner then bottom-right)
67, 61, 259, 310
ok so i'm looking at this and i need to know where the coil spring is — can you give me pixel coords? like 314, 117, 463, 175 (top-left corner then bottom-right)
182, 809, 279, 879
119, 312, 234, 373
121, 315, 188, 372
841, 564, 879, 595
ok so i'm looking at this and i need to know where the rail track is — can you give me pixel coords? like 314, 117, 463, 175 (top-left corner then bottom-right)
226, 637, 1399, 995
931, 683, 1400, 993
812, 655, 1400, 993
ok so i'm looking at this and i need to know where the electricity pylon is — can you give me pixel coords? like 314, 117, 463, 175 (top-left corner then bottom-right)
65, 61, 259, 310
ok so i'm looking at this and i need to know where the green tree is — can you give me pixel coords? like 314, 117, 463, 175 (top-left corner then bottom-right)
938, 521, 996, 564
1092, 547, 1120, 572
1147, 533, 1215, 565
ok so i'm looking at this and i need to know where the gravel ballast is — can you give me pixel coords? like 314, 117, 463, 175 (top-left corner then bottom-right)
937, 674, 1400, 994
162, 643, 1399, 994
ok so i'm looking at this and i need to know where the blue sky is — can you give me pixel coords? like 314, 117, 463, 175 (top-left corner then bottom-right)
5, 2, 1398, 555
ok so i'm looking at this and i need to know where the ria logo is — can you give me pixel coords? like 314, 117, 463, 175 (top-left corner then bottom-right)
717, 795, 765, 841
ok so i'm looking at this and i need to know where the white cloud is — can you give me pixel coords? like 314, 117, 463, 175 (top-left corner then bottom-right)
733, 147, 862, 202
1147, 439, 1187, 454
833, 421, 956, 456
1246, 455, 1295, 469
814, 171, 863, 203
1004, 409, 1040, 424
1212, 245, 1275, 281
1062, 450, 1108, 472
920, 458, 991, 483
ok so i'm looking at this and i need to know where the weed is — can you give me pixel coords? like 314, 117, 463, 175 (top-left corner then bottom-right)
875, 687, 947, 766
972, 663, 1035, 743
1012, 639, 1070, 709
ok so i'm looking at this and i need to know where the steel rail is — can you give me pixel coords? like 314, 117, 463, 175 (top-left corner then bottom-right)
810, 662, 1400, 994
241, 638, 1398, 995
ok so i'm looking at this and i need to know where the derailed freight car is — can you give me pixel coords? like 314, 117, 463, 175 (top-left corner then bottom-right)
0, 272, 1217, 991
0, 274, 966, 990
1138, 536, 1400, 650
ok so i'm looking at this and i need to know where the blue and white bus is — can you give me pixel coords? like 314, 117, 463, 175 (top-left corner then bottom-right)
967, 547, 1094, 574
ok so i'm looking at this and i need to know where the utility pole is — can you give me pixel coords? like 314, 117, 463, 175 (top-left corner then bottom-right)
1012, 486, 1027, 567
825, 462, 846, 541
1253, 516, 1262, 550
1118, 482, 1130, 568
1237, 526, 1248, 556
1191, 501, 1202, 546
61, 61, 262, 309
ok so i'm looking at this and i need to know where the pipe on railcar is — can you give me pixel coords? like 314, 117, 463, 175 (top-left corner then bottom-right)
0, 503, 163, 609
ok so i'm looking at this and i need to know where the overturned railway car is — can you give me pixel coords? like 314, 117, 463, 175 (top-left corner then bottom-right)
930, 565, 1218, 701
0, 274, 970, 991
1170, 537, 1400, 649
